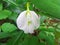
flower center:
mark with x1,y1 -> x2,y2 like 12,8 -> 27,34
28,21 -> 32,25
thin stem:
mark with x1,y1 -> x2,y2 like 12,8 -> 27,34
12,31 -> 24,45
27,2 -> 30,11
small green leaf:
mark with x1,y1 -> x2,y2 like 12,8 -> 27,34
46,34 -> 55,45
1,23 -> 17,32
57,24 -> 60,29
38,31 -> 47,39
8,12 -> 18,22
40,16 -> 47,24
0,10 -> 12,20
39,26 -> 55,32
0,3 -> 2,11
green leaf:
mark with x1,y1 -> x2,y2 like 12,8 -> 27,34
31,0 -> 60,19
55,30 -> 60,38
3,0 -> 18,6
38,31 -> 55,45
40,16 -> 47,24
38,31 -> 47,39
22,35 -> 39,45
46,33 -> 54,45
6,31 -> 24,45
0,28 -> 1,32
0,10 -> 12,20
0,31 -> 21,39
39,42 -> 45,45
0,3 -> 2,11
57,24 -> 60,29
39,26 -> 55,32
45,31 -> 55,45
1,23 -> 17,32
0,32 -> 10,39
8,12 -> 18,22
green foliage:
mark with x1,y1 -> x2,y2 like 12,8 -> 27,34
39,26 -> 55,32
0,3 -> 2,11
6,31 -> 24,45
31,0 -> 60,19
8,12 -> 18,22
0,10 -> 12,20
0,0 -> 60,45
1,23 -> 17,32
38,31 -> 55,45
39,42 -> 45,45
22,36 -> 39,45
0,31 -> 19,39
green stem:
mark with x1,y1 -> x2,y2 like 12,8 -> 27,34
27,2 -> 30,11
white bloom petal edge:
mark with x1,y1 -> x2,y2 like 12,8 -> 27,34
16,11 -> 40,33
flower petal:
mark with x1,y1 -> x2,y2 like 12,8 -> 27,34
16,11 -> 27,30
30,11 -> 40,29
22,22 -> 35,33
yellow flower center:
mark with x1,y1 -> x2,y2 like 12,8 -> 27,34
28,21 -> 32,25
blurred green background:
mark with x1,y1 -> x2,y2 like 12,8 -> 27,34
0,0 -> 60,45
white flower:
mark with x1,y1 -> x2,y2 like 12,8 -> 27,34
16,10 -> 40,33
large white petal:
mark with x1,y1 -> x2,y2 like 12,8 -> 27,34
16,11 -> 27,30
30,11 -> 40,29
28,23 -> 35,33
